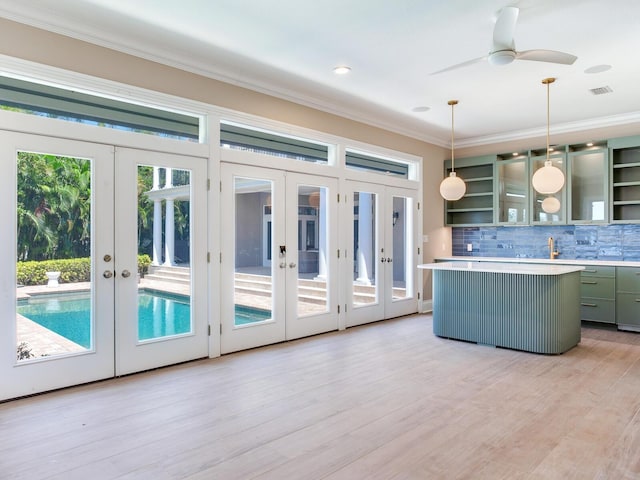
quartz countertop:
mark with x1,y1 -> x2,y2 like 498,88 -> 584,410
419,261 -> 584,275
435,256 -> 640,268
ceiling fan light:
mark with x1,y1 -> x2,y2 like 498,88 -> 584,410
541,196 -> 561,213
488,50 -> 516,66
532,160 -> 565,194
440,172 -> 466,201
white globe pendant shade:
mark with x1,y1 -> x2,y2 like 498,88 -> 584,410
532,160 -> 565,195
541,196 -> 561,214
440,172 -> 466,201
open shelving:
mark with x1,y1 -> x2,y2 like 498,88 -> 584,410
444,157 -> 494,226
610,139 -> 640,222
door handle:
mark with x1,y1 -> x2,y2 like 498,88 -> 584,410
386,257 -> 393,263
289,262 -> 297,268
279,262 -> 286,269
381,258 -> 386,263
121,269 -> 131,278
103,270 -> 113,279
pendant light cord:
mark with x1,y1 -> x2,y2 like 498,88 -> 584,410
543,78 -> 555,164
448,100 -> 458,172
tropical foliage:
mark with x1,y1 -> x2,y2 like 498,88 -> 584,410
16,152 -> 190,264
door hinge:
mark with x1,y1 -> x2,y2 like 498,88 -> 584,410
337,249 -> 340,259
220,324 -> 222,334
418,247 -> 421,255
207,252 -> 210,263
337,304 -> 340,314
208,324 -> 211,336
337,193 -> 340,203
220,252 -> 222,263
417,201 -> 421,210
418,292 -> 421,300
220,181 -> 222,192
207,178 -> 211,190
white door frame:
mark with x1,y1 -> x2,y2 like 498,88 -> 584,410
114,148 -> 209,376
0,132 -> 115,401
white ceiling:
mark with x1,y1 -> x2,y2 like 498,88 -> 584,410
1,0 -> 640,147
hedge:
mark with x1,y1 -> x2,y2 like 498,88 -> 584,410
17,254 -> 152,286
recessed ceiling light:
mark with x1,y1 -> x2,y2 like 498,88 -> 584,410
333,66 -> 351,75
584,64 -> 612,74
512,152 -> 519,156
586,142 -> 594,147
411,106 -> 430,113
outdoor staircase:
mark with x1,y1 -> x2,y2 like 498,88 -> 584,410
145,265 -> 191,285
234,273 -> 379,305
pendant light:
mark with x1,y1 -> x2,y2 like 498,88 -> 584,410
532,78 -> 565,194
439,100 -> 466,201
541,196 -> 561,213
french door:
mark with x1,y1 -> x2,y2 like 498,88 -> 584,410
220,164 -> 338,354
345,181 -> 419,327
0,132 -> 208,400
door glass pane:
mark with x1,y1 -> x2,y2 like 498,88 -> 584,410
532,153 -> 565,223
353,191 -> 377,307
391,196 -> 410,300
297,186 -> 328,317
16,152 -> 93,360
136,166 -> 192,341
497,160 -> 527,223
571,151 -> 607,222
233,177 -> 273,326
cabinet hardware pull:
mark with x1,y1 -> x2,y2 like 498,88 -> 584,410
635,299 -> 640,303
636,272 -> 640,276
581,303 -> 597,307
581,281 -> 597,284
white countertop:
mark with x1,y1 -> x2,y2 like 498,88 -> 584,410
435,256 -> 640,268
419,261 -> 584,275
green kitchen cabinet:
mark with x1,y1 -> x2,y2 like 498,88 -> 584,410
609,135 -> 640,223
496,153 -> 528,225
530,148 -> 567,225
616,266 -> 640,331
444,155 -> 495,226
579,266 -> 615,324
568,144 -> 609,224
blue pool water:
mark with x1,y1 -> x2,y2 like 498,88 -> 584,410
17,291 -> 191,347
17,292 -> 271,347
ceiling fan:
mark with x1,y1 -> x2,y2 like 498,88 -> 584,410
431,6 -> 577,75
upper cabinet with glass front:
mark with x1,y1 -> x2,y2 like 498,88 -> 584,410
568,143 -> 609,224
496,153 -> 528,224
530,147 -> 567,224
609,135 -> 640,223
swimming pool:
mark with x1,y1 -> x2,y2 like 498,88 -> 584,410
17,291 -> 271,347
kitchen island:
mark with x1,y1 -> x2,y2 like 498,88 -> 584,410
419,262 -> 584,354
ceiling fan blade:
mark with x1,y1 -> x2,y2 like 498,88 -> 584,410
430,56 -> 486,75
493,6 -> 519,50
516,49 -> 578,65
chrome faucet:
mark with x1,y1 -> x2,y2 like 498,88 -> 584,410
548,236 -> 559,259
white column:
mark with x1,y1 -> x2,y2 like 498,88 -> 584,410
356,192 -> 374,285
164,199 -> 175,266
152,200 -> 163,266
315,188 -> 327,281
163,168 -> 175,267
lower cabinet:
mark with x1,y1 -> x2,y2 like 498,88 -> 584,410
579,266 -> 616,324
616,267 -> 640,332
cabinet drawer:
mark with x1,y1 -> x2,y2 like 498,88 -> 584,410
616,267 -> 640,293
581,266 -> 616,278
579,277 -> 615,299
580,298 -> 615,324
616,293 -> 640,327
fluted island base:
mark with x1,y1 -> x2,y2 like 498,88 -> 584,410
420,262 -> 583,354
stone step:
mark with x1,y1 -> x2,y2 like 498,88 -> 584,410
144,273 -> 191,285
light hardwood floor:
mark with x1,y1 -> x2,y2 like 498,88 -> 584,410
1,314 -> 640,479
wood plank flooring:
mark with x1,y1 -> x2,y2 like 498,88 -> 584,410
2,315 -> 640,479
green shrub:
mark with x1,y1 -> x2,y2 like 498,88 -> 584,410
16,255 -> 152,285
137,254 -> 152,276
16,258 -> 91,285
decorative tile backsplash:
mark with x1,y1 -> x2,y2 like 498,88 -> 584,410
452,224 -> 640,261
